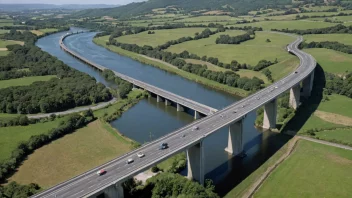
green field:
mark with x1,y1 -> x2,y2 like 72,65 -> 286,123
167,31 -> 295,65
0,51 -> 9,56
254,140 -> 352,198
267,56 -> 299,81
174,15 -> 240,22
229,20 -> 335,30
304,48 -> 352,75
0,118 -> 64,162
0,39 -> 24,48
95,36 -> 249,97
0,75 -> 56,89
8,120 -> 132,188
0,23 -> 14,27
315,128 -> 352,145
116,28 -> 209,47
304,34 -> 352,45
31,28 -> 58,36
298,114 -> 343,133
0,30 -> 9,35
318,94 -> 352,118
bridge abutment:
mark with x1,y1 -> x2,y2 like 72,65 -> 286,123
303,70 -> 315,98
263,98 -> 277,129
187,141 -> 204,185
225,119 -> 243,155
177,103 -> 184,112
289,84 -> 300,109
194,111 -> 200,119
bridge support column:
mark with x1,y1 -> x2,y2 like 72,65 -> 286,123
165,99 -> 171,106
263,98 -> 277,129
91,183 -> 124,198
177,103 -> 184,112
157,95 -> 163,103
187,141 -> 204,185
194,111 -> 200,119
302,70 -> 315,98
132,84 -> 137,89
289,84 -> 300,110
225,119 -> 243,155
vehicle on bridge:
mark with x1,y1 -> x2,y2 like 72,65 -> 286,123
96,169 -> 106,176
127,158 -> 134,164
137,152 -> 145,158
192,126 -> 199,131
159,143 -> 168,150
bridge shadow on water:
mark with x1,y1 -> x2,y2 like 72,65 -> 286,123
207,64 -> 325,196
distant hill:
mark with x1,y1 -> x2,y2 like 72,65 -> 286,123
0,4 -> 120,11
73,0 -> 292,19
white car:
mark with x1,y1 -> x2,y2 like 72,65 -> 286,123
275,86 -> 278,89
192,126 -> 199,131
137,152 -> 145,158
126,158 -> 134,164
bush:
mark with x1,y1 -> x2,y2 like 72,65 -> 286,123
151,166 -> 159,173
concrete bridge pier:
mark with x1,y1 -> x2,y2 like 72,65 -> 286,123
289,84 -> 300,109
90,183 -> 124,198
225,119 -> 243,156
194,111 -> 200,119
177,103 -> 184,112
263,98 -> 277,129
187,141 -> 204,185
157,95 -> 164,103
302,70 -> 315,98
165,99 -> 171,106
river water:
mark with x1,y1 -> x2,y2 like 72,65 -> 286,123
36,28 -> 290,196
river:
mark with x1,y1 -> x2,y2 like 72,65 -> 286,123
36,28 -> 290,196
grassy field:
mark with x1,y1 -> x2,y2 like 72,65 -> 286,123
7,120 -> 132,188
0,30 -> 9,35
0,118 -> 64,162
0,51 -> 9,56
254,140 -> 352,198
304,34 -> 352,45
174,15 -> 240,22
298,114 -> 343,133
167,31 -> 295,66
267,56 -> 299,81
30,28 -> 58,36
304,48 -> 352,75
184,59 -> 269,83
0,39 -> 24,48
95,36 -> 249,97
229,20 -> 335,30
315,128 -> 352,145
116,28 -> 209,47
318,94 -> 352,118
0,75 -> 56,89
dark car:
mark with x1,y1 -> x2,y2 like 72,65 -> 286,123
159,143 -> 168,150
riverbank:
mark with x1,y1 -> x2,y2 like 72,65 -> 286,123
93,36 -> 249,97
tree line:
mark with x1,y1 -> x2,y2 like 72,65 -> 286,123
272,24 -> 352,35
215,33 -> 252,44
0,181 -> 41,198
0,112 -> 94,182
300,41 -> 352,54
102,69 -> 133,99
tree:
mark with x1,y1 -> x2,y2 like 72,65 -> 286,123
266,38 -> 271,42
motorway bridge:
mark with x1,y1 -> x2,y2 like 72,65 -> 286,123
31,32 -> 316,198
59,32 -> 217,119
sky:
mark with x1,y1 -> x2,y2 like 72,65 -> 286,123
0,0 -> 145,5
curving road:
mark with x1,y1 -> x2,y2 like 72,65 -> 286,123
31,33 -> 316,198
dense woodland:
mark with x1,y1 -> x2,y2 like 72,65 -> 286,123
0,44 -> 112,114
325,72 -> 352,98
215,33 -> 252,44
0,182 -> 40,198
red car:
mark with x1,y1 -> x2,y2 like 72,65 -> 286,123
96,169 -> 106,176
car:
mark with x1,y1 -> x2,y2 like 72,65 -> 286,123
137,152 -> 145,158
126,158 -> 134,164
192,126 -> 199,131
159,143 -> 168,150
181,134 -> 186,138
241,105 -> 245,108
232,110 -> 237,114
220,114 -> 224,118
256,97 -> 260,100
275,86 -> 278,89
294,71 -> 298,74
96,169 -> 106,176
